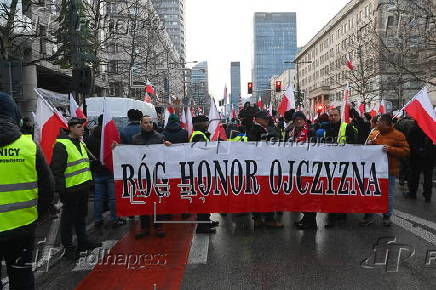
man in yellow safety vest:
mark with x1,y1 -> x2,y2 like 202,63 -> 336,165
190,116 -> 219,233
51,117 -> 101,259
0,92 -> 54,289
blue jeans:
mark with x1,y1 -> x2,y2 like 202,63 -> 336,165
94,172 -> 117,222
384,175 -> 396,218
365,175 -> 395,219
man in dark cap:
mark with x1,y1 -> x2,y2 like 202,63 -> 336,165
51,117 -> 101,259
248,111 -> 284,229
189,115 -> 219,233
0,92 -> 54,289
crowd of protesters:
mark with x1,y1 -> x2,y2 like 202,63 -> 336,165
2,89 -> 435,287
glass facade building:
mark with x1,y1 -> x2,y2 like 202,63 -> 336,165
230,62 -> 241,108
190,61 -> 210,106
152,0 -> 186,61
253,12 -> 297,102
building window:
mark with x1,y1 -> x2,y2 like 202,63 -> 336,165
108,60 -> 118,73
39,25 -> 47,55
386,15 -> 398,28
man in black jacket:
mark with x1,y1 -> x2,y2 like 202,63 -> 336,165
249,111 -> 284,229
0,92 -> 54,289
296,108 -> 357,230
404,120 -> 435,201
163,114 -> 188,144
190,116 -> 220,233
133,115 -> 171,239
51,118 -> 101,259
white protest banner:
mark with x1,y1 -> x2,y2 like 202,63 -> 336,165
113,142 -> 388,216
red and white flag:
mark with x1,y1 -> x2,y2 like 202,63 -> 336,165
346,53 -> 354,70
231,105 -> 237,120
277,84 -> 295,116
180,108 -> 187,129
185,107 -> 193,137
403,87 -> 436,144
69,95 -> 86,119
164,107 -> 175,127
34,94 -> 68,163
257,96 -> 263,109
268,103 -> 273,116
358,101 -> 365,115
378,99 -> 386,114
143,80 -> 154,103
341,83 -> 351,123
208,98 -> 227,141
145,80 -> 155,95
100,98 -> 120,172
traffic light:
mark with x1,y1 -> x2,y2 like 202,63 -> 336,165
275,81 -> 282,93
248,82 -> 253,94
317,105 -> 324,114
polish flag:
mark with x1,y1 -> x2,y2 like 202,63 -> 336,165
341,83 -> 351,123
378,99 -> 386,114
257,96 -> 263,109
145,80 -> 155,95
346,53 -> 354,70
164,107 -> 175,127
185,107 -> 193,137
277,84 -> 296,116
208,98 -> 227,141
34,94 -> 68,163
403,87 -> 436,144
100,98 -> 120,172
369,103 -> 377,117
231,105 -> 237,120
69,95 -> 86,119
359,102 -> 365,115
268,103 -> 273,116
180,108 -> 187,129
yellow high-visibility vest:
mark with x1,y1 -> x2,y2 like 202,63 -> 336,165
337,122 -> 348,145
189,131 -> 209,143
0,135 -> 38,232
228,134 -> 248,142
56,139 -> 92,188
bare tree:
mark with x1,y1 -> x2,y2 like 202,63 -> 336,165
342,19 -> 381,105
375,0 -> 436,106
105,0 -> 182,100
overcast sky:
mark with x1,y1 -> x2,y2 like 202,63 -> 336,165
185,0 -> 350,101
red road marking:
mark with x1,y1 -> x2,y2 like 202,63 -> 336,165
76,217 -> 196,290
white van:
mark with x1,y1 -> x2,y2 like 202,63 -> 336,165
86,97 -> 157,129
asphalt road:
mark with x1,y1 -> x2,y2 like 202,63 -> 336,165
3,180 -> 436,290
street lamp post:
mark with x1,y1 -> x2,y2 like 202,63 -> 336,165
284,60 -> 312,108
157,60 -> 197,106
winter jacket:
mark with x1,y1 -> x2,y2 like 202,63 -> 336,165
406,120 -> 436,161
247,124 -> 280,141
51,135 -> 92,195
0,118 -> 54,239
132,130 -> 166,145
322,121 -> 358,144
120,121 -> 141,145
367,127 -> 410,176
162,121 -> 188,144
352,118 -> 371,145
